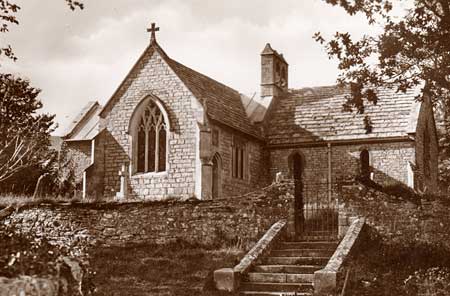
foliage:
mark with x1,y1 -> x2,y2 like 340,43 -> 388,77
315,0 -> 450,110
0,0 -> 83,61
316,0 -> 450,191
0,224 -> 94,295
0,74 -> 55,184
0,226 -> 66,278
404,267 -> 450,295
346,226 -> 450,295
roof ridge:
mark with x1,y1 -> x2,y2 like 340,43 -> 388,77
167,58 -> 241,96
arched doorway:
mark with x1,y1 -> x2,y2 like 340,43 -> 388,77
291,153 -> 305,236
212,153 -> 222,199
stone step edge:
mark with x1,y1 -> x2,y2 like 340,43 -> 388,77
271,248 -> 335,252
254,264 -> 323,268
264,256 -> 330,260
246,272 -> 314,283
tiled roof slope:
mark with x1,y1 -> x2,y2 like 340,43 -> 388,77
64,101 -> 102,141
166,58 -> 261,139
266,85 -> 421,146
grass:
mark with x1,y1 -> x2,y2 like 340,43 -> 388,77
89,240 -> 244,296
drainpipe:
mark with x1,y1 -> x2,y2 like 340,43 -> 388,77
327,142 -> 332,201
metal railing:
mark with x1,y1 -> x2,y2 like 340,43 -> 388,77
295,182 -> 340,238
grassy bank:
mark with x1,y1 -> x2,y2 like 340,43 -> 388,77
346,228 -> 450,296
90,240 -> 243,296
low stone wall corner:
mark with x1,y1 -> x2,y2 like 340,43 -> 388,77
314,217 -> 366,295
214,219 -> 287,292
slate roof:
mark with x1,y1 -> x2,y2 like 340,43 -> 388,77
266,85 -> 421,146
63,101 -> 102,141
166,57 -> 261,138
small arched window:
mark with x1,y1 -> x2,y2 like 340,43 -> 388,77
135,100 -> 167,173
360,149 -> 370,179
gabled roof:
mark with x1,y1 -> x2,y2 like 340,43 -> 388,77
166,58 -> 261,138
63,101 -> 102,141
266,85 -> 421,146
99,41 -> 261,139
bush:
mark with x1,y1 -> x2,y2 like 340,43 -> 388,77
346,227 -> 450,296
0,225 -> 94,295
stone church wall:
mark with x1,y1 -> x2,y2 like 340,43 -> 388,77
99,51 -> 199,200
269,141 -> 416,195
210,123 -> 270,198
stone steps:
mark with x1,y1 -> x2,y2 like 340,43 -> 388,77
295,235 -> 338,242
240,292 -> 312,296
239,282 -> 314,293
277,241 -> 337,250
263,256 -> 329,266
253,265 -> 323,274
247,272 -> 313,283
271,248 -> 334,257
239,239 -> 338,296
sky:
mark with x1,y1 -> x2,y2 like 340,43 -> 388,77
2,0 -> 378,135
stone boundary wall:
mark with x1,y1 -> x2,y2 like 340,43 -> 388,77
2,182 -> 294,248
338,184 -> 450,248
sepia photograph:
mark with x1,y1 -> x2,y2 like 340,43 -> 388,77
0,0 -> 449,295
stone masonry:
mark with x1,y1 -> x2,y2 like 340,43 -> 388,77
98,49 -> 199,200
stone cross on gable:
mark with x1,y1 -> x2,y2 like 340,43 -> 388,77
147,22 -> 160,43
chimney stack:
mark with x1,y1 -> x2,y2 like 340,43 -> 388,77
260,43 -> 288,98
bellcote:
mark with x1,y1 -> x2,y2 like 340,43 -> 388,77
260,43 -> 289,98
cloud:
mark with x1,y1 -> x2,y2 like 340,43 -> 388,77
1,0 -> 375,135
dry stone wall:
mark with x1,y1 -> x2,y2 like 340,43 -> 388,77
338,184 -> 450,247
3,182 -> 294,248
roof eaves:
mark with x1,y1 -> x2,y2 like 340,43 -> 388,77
63,101 -> 99,139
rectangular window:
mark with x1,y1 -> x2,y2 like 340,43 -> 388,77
212,129 -> 219,146
232,136 -> 246,179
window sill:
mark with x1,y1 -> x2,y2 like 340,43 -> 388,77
131,171 -> 168,178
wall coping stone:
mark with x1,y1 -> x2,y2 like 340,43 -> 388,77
314,217 -> 366,295
214,219 -> 287,292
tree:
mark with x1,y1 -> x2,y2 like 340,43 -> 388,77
0,1 -> 83,188
0,74 -> 55,183
315,0 -> 449,111
0,0 -> 83,61
315,0 -> 450,191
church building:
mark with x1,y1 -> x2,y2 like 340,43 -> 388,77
62,23 -> 439,200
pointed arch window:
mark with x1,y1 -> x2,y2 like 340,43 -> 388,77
135,100 -> 167,173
